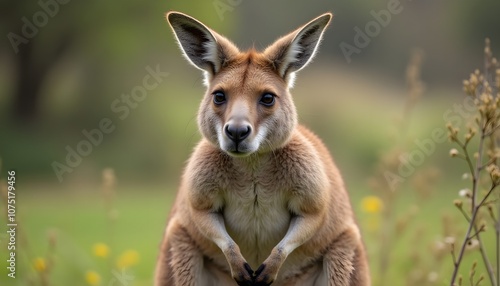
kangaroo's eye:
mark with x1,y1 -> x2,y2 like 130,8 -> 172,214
259,93 -> 276,106
213,91 -> 226,105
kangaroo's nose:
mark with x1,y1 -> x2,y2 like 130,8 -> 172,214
225,124 -> 251,143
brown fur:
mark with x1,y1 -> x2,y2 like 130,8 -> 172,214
155,11 -> 370,286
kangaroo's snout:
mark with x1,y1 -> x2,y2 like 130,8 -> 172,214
217,98 -> 261,156
224,123 -> 251,145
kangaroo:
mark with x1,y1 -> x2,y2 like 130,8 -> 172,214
155,11 -> 370,286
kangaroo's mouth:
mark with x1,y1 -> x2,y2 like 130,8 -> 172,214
227,151 -> 251,157
223,144 -> 254,157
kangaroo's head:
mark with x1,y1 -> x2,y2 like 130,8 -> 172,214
167,12 -> 332,157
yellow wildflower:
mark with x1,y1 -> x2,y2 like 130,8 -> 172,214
93,243 -> 110,258
33,257 -> 46,272
361,196 -> 383,214
85,271 -> 101,286
116,250 -> 140,269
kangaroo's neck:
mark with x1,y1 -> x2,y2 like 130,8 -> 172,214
227,150 -> 273,173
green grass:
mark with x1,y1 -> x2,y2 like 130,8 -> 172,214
0,179 -> 496,286
0,186 -> 175,286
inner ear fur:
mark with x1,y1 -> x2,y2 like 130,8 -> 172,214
166,11 -> 240,75
167,11 -> 332,87
264,13 -> 332,85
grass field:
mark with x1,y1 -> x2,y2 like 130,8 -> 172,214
0,177 -> 496,286
1,185 -> 174,286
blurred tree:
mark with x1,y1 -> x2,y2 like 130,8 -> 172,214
0,0 -> 227,125
1,1 -> 75,123
454,0 -> 500,49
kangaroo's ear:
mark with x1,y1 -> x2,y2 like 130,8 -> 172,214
264,13 -> 332,87
166,12 -> 239,81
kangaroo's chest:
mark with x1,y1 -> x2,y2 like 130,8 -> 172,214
223,182 -> 290,267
